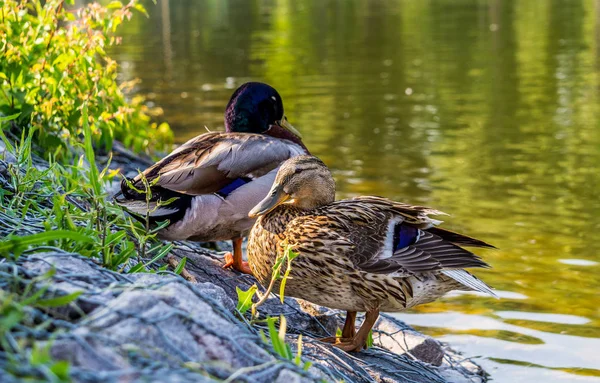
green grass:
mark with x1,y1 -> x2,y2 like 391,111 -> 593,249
0,111 -> 171,272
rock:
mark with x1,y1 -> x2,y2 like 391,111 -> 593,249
9,247 -> 488,383
373,315 -> 445,366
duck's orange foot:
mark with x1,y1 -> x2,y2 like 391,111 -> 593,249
318,336 -> 353,344
222,252 -> 253,275
331,339 -> 365,352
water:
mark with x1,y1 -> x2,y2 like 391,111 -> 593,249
109,1 -> 600,381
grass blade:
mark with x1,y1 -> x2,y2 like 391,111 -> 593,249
82,104 -> 101,197
0,230 -> 95,256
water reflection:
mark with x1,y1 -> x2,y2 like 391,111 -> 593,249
395,312 -> 600,381
109,0 -> 600,381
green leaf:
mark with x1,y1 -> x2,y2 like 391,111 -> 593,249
279,247 -> 298,303
149,219 -> 171,234
105,231 -> 127,248
106,1 -> 123,9
21,285 -> 50,306
0,230 -> 95,256
30,343 -> 51,365
0,112 -> 20,124
0,127 -> 16,156
236,285 -> 257,314
127,243 -> 173,274
36,291 -> 83,308
267,317 -> 286,358
50,360 -> 70,380
82,105 -> 101,197
366,329 -> 374,348
287,248 -> 300,261
279,315 -> 293,360
145,243 -> 173,264
122,176 -> 144,194
279,270 -> 289,303
174,257 -> 187,275
128,262 -> 145,273
0,309 -> 24,332
294,334 -> 303,366
133,3 -> 149,18
158,196 -> 179,207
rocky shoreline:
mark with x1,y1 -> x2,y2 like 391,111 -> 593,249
0,141 -> 488,383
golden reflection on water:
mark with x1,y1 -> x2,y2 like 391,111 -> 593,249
109,0 -> 600,381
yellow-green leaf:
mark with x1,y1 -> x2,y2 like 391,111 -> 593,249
236,285 -> 257,314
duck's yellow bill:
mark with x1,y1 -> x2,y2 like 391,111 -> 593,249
249,186 -> 290,218
277,116 -> 302,138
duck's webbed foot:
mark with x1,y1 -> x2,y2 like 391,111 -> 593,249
222,252 -> 253,274
318,311 -> 358,344
331,310 -> 379,353
221,238 -> 253,275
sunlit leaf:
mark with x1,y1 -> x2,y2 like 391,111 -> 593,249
36,291 -> 83,307
174,256 -> 187,275
236,285 -> 257,314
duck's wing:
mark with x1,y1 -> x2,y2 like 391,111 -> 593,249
290,196 -> 496,296
129,132 -> 306,195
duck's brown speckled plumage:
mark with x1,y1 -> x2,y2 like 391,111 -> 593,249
249,196 -> 493,312
247,156 -> 496,351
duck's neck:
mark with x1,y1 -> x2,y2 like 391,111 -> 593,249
259,205 -> 307,234
263,125 -> 309,153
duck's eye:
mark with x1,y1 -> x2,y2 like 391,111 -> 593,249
271,96 -> 277,102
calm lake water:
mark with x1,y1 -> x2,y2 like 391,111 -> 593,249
109,1 -> 600,381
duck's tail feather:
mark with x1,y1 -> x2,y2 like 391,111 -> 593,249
427,227 -> 496,249
442,269 -> 498,298
114,178 -> 191,224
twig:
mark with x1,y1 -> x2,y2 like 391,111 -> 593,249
167,255 -> 197,283
223,360 -> 277,383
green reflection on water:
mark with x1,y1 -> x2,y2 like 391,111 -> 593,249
109,0 -> 600,380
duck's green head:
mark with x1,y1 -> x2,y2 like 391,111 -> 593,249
225,82 -> 302,140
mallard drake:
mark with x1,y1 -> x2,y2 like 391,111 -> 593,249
247,155 -> 496,352
115,82 -> 308,274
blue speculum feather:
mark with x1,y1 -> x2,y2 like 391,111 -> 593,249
393,224 -> 419,250
217,177 -> 251,197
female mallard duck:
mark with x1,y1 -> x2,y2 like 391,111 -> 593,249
247,156 -> 496,352
115,82 -> 308,274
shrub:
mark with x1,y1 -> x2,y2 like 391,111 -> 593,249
0,0 -> 173,158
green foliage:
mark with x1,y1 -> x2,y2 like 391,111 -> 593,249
235,244 -> 299,318
0,0 -> 173,157
122,172 -> 175,272
0,230 -> 94,257
265,316 -> 312,371
173,256 -> 187,275
0,269 -> 74,382
0,114 -> 172,273
36,291 -> 82,308
30,343 -> 71,381
277,246 -> 299,303
236,285 -> 258,315
235,247 -> 311,370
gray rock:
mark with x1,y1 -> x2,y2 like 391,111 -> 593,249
373,314 -> 445,366
9,247 -> 489,383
